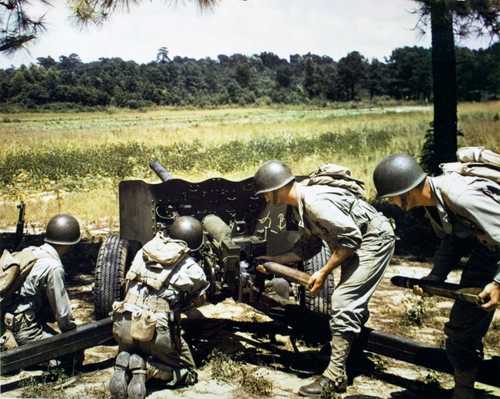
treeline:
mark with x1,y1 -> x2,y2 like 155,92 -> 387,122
1,44 -> 499,109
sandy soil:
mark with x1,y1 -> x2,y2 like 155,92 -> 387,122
1,256 -> 499,399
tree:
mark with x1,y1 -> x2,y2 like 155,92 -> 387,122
387,46 -> 432,100
337,51 -> 368,101
366,59 -> 390,99
1,0 -> 216,54
414,0 -> 499,174
156,47 -> 171,64
0,0 -> 47,53
37,56 -> 57,69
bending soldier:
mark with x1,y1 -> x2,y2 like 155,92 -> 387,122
373,153 -> 500,399
2,214 -> 79,348
254,160 -> 395,397
110,216 -> 209,399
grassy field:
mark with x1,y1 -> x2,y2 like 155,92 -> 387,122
1,102 -> 499,230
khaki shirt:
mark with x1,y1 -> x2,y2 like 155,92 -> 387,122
11,244 -> 75,331
126,250 -> 209,309
428,173 -> 500,283
292,184 -> 380,258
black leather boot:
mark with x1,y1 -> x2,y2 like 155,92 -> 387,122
109,351 -> 130,399
128,354 -> 147,399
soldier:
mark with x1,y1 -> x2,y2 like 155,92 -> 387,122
110,216 -> 209,399
254,160 -> 395,397
3,214 -> 80,347
373,153 -> 500,399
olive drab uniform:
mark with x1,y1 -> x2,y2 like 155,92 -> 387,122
426,172 -> 500,373
3,243 -> 76,346
292,181 -> 395,383
112,233 -> 209,386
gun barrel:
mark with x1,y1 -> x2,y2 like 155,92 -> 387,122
149,160 -> 172,182
202,214 -> 231,242
262,262 -> 311,286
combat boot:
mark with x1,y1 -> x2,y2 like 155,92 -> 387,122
109,351 -> 130,399
452,369 -> 477,399
145,358 -> 173,382
320,334 -> 352,391
128,354 -> 147,399
298,375 -> 345,397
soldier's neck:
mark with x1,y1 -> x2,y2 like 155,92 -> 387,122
285,183 -> 301,207
417,178 -> 437,207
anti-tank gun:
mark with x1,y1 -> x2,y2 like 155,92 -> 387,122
2,160 -> 499,387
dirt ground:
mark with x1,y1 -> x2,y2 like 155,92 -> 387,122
1,256 -> 499,399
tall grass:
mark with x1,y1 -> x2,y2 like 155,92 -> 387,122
1,102 -> 498,228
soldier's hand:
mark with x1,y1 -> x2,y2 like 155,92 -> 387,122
308,271 -> 326,297
256,264 -> 271,275
413,274 -> 440,297
413,285 -> 424,296
479,281 -> 500,312
412,285 -> 431,297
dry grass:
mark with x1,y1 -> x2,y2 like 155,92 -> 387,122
0,101 -> 498,229
208,350 -> 273,397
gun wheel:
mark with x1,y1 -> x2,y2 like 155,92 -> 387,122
302,245 -> 334,314
94,235 -> 136,319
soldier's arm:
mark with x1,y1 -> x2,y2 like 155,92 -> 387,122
308,246 -> 354,295
290,235 -> 323,262
46,267 -> 76,332
429,236 -> 471,281
310,198 -> 363,251
453,186 -> 500,283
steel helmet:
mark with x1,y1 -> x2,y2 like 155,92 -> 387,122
44,214 -> 81,245
169,216 -> 204,251
373,153 -> 427,198
254,160 -> 295,195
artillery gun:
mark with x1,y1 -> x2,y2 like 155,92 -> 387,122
93,161 -> 334,319
1,162 -> 498,389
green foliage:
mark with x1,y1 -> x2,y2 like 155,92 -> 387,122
402,295 -> 428,327
419,122 -> 440,175
1,44 -> 498,109
0,128 -> 393,191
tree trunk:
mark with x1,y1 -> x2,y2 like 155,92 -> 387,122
430,1 -> 457,173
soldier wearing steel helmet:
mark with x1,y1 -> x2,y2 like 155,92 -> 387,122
373,153 -> 500,399
254,160 -> 395,397
2,214 -> 80,346
110,216 -> 209,399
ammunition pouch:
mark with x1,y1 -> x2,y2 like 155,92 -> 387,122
112,298 -> 177,345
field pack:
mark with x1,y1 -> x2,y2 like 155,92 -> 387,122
303,163 -> 366,199
0,248 -> 38,305
440,146 -> 500,184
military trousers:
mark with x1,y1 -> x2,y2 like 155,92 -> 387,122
444,241 -> 497,373
7,310 -> 53,346
329,215 -> 395,336
113,316 -> 196,385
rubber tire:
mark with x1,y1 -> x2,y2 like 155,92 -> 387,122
302,245 -> 334,315
94,235 -> 130,320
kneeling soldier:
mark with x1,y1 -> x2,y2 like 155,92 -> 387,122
254,160 -> 395,397
110,216 -> 209,399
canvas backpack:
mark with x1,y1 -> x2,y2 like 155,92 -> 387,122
303,163 -> 366,199
0,248 -> 38,306
440,146 -> 500,184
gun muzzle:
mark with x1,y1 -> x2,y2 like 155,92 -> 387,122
149,160 -> 172,182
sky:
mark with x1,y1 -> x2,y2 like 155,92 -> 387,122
0,0 -> 495,68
